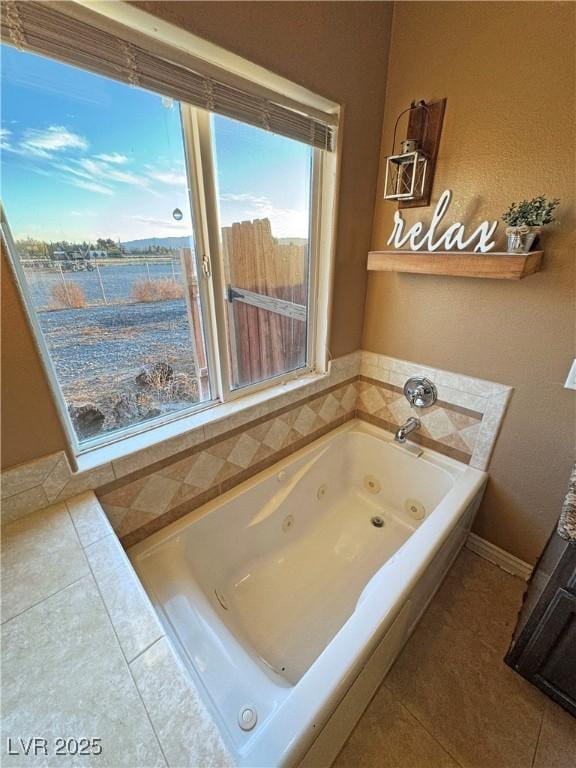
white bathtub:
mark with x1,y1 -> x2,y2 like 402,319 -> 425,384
130,419 -> 487,767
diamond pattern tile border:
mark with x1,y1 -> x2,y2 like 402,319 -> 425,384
98,374 -> 486,548
99,381 -> 358,545
356,377 -> 482,464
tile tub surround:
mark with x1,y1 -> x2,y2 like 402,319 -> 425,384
0,352 -> 361,527
0,491 -> 233,768
359,351 -> 513,470
98,354 -> 511,547
99,378 -> 359,546
357,378 -> 482,465
0,350 -> 511,542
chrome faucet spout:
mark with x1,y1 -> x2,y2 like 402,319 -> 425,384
394,416 -> 421,444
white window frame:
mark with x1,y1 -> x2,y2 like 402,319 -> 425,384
0,14 -> 339,460
185,106 -> 328,404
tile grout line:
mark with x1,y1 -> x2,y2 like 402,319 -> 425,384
382,566 -> 545,768
381,680 -> 466,768
72,525 -> 115,552
0,454 -> 64,502
64,497 -> 114,551
83,549 -> 170,768
80,530 -> 114,550
127,634 -> 165,667
331,668 -> 465,768
1,478 -> 44,502
66,503 -> 169,765
1,572 -> 90,627
394,687 -> 466,768
2,505 -> 91,625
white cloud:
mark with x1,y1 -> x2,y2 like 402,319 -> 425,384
0,128 -> 11,150
71,179 -> 114,196
220,193 -> 269,204
21,125 -> 88,155
3,125 -> 88,159
77,158 -> 149,187
77,158 -> 109,176
108,168 -> 149,186
95,152 -> 128,164
129,214 -> 189,233
58,163 -> 93,180
147,170 -> 187,186
26,165 -> 54,178
6,125 -> 179,199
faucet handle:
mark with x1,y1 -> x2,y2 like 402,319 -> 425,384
403,377 -> 437,408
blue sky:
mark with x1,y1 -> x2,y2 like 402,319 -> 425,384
1,44 -> 311,243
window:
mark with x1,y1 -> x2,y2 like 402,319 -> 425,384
211,115 -> 313,389
0,13 -> 336,454
1,45 -> 211,446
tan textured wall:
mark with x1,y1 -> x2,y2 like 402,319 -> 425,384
1,249 -> 69,468
1,1 -> 393,470
365,2 -> 576,563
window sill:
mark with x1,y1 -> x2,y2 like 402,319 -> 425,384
74,370 -> 330,476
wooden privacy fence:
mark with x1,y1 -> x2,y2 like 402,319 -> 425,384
222,218 -> 308,388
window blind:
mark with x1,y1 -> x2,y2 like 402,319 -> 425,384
1,1 -> 337,151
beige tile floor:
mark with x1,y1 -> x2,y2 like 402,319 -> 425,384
334,549 -> 576,768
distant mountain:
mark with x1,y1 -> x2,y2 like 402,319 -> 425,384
121,236 -> 192,251
121,234 -> 306,252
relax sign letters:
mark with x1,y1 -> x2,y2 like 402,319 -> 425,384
387,189 -> 498,253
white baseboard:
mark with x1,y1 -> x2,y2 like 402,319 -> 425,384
466,533 -> 533,581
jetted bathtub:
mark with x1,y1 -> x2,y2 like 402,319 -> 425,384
130,419 -> 487,767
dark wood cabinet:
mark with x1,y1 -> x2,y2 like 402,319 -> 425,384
505,530 -> 576,717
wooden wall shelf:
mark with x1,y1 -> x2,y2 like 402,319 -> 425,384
367,250 -> 543,280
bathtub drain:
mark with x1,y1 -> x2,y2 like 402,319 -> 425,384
371,516 -> 385,528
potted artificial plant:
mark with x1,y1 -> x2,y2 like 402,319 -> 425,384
502,195 -> 560,253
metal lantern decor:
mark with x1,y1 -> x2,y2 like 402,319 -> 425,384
383,102 -> 429,202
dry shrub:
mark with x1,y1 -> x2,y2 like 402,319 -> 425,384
50,282 -> 86,309
132,279 -> 184,302
156,279 -> 184,300
131,280 -> 156,303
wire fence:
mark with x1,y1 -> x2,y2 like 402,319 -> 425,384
23,259 -> 185,311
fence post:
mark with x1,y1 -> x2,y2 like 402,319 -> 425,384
58,263 -> 72,307
180,248 -> 209,400
95,262 -> 108,305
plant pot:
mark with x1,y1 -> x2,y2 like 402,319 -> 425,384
506,226 -> 541,254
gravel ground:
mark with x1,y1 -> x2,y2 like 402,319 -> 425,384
38,298 -> 199,400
